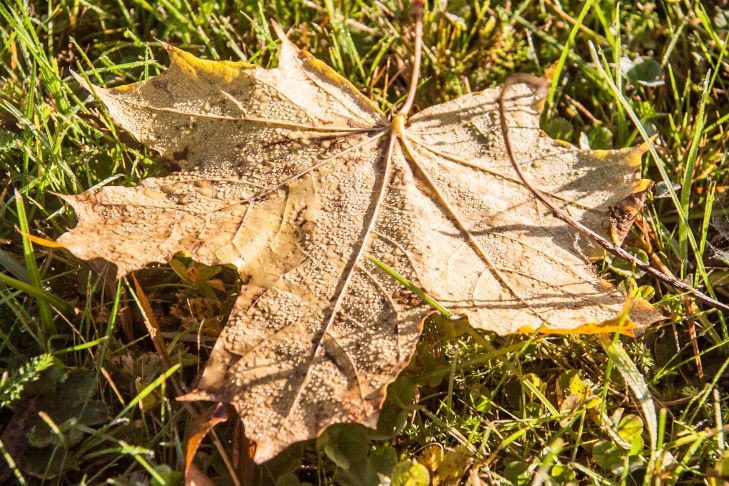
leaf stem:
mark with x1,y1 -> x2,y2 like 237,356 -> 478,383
397,0 -> 424,117
498,76 -> 729,314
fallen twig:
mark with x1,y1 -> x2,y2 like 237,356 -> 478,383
498,74 -> 729,314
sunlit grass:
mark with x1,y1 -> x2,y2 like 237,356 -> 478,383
1,0 -> 727,484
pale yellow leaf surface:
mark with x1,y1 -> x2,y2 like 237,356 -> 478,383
59,27 -> 662,462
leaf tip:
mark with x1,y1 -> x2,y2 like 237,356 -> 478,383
626,296 -> 664,330
69,69 -> 87,89
515,296 -> 663,337
624,143 -> 650,168
177,389 -> 218,402
69,69 -> 111,98
53,191 -> 82,211
162,42 -> 188,65
271,19 -> 287,41
632,178 -> 654,193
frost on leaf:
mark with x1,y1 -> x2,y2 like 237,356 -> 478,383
59,27 -> 663,462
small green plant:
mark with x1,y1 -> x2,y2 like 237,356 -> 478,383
0,353 -> 55,408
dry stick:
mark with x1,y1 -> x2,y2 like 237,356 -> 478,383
497,75 -> 729,314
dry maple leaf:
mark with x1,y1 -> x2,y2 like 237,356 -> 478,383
59,21 -> 663,462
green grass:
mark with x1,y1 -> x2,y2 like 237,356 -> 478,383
1,0 -> 728,484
